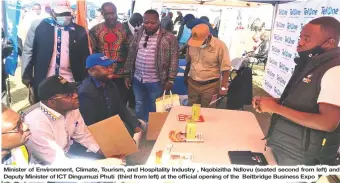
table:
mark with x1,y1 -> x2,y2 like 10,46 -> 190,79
146,106 -> 277,165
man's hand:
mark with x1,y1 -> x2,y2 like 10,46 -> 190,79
94,157 -> 126,166
163,81 -> 173,91
218,87 -> 228,96
252,97 -> 280,113
124,78 -> 131,89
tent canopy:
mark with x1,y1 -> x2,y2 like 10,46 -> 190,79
159,0 -> 267,7
155,0 -> 296,7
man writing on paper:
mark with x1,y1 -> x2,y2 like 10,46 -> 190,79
253,17 -> 340,165
24,76 -> 123,165
184,24 -> 231,108
78,54 -> 143,141
2,104 -> 31,165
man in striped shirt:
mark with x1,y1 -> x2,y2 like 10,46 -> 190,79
124,10 -> 179,122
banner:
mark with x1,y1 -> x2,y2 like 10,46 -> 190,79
3,0 -> 22,76
263,0 -> 340,98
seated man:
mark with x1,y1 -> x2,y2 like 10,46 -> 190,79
2,104 -> 31,165
24,75 -> 120,165
243,32 -> 270,68
2,103 -> 124,166
78,54 -> 143,141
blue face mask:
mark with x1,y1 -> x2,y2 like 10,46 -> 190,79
55,16 -> 72,27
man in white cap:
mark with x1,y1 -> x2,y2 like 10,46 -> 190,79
22,1 -> 90,104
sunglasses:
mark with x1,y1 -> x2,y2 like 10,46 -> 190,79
143,36 -> 149,48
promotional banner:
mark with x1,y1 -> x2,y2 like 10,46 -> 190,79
3,0 -> 22,76
263,0 -> 340,98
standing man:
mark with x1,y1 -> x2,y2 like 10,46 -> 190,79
123,13 -> 143,109
253,17 -> 340,165
184,24 -> 231,108
124,9 -> 178,122
161,12 -> 174,32
21,2 -> 90,104
174,11 -> 183,25
89,2 -> 130,106
2,104 -> 31,165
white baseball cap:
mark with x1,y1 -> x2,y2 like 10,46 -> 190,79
52,5 -> 72,14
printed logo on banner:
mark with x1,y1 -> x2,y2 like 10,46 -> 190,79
321,7 -> 339,15
276,22 -> 286,29
290,8 -> 301,16
276,74 -> 287,86
264,80 -> 273,91
271,46 -> 281,54
273,34 -> 283,42
266,69 -> 276,79
279,62 -> 290,74
287,22 -> 299,32
282,49 -> 293,59
304,8 -> 318,16
269,57 -> 278,67
284,36 -> 296,45
279,9 -> 288,16
274,86 -> 283,97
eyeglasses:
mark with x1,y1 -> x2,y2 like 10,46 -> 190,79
2,118 -> 24,135
143,36 -> 149,48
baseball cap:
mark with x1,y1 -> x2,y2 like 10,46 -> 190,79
86,53 -> 117,69
51,1 -> 72,14
38,76 -> 77,101
188,24 -> 210,47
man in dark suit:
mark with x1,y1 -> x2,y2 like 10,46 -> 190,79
78,53 -> 144,142
21,4 -> 90,104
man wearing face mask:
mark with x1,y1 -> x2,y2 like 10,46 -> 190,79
252,17 -> 340,165
21,3 -> 90,104
89,2 -> 130,106
184,24 -> 231,108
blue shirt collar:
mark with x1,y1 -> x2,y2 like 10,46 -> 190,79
90,76 -> 103,88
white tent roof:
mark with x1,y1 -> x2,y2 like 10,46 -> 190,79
153,0 -> 269,7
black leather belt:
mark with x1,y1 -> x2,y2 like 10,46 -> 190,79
192,78 -> 219,85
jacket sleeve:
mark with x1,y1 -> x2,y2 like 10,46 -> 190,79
167,34 -> 179,82
78,89 -> 97,126
88,26 -> 98,53
79,28 -> 90,80
124,33 -> 137,79
255,41 -> 269,58
177,25 -> 184,41
21,20 -> 40,81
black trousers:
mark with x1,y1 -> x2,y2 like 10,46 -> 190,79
272,148 -> 339,166
67,141 -> 105,160
112,78 -> 135,108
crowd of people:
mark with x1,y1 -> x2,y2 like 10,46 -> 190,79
1,1 -> 340,167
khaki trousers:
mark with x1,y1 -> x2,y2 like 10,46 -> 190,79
187,78 -> 220,108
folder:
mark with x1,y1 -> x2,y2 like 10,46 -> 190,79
88,115 -> 139,157
146,112 -> 169,140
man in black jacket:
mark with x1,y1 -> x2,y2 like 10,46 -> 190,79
21,4 -> 90,104
78,53 -> 143,140
253,17 -> 340,165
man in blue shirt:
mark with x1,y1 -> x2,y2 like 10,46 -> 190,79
78,53 -> 143,137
